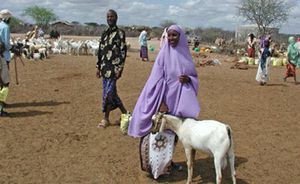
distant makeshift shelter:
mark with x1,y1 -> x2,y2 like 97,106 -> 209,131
50,21 -> 74,35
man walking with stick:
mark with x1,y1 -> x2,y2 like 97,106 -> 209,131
0,9 -> 12,116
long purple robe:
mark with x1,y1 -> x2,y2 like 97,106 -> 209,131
128,25 -> 200,138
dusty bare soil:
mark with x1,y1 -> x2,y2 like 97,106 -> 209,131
0,36 -> 300,184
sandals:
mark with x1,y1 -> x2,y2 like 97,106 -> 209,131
283,78 -> 287,82
97,119 -> 110,128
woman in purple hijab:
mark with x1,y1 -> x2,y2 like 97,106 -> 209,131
128,25 -> 200,138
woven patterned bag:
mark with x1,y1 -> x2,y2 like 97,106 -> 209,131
140,130 -> 175,179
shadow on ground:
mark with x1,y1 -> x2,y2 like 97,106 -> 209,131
5,101 -> 70,108
154,156 -> 249,184
5,110 -> 53,118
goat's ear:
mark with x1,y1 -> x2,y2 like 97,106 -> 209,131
151,113 -> 157,122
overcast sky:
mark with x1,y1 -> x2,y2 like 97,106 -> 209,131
1,0 -> 300,34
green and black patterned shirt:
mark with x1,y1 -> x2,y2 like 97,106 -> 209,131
97,26 -> 127,79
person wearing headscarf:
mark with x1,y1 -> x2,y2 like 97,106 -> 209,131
256,38 -> 272,86
96,9 -> 129,128
138,29 -> 149,61
258,34 -> 272,57
283,36 -> 300,84
0,9 -> 12,116
128,24 -> 200,137
128,25 -> 200,175
247,33 -> 256,58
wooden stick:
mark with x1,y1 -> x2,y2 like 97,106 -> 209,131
18,55 -> 25,66
14,57 -> 19,85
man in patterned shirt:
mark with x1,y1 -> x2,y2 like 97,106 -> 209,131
96,9 -> 128,128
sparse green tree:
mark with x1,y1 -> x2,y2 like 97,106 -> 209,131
23,5 -> 58,29
9,17 -> 23,31
160,20 -> 176,28
238,0 -> 291,35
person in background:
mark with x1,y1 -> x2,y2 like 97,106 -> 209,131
0,9 -> 12,116
259,35 -> 272,52
54,30 -> 60,39
128,24 -> 201,175
138,28 -> 149,61
38,27 -> 44,38
193,36 -> 200,50
256,38 -> 272,86
296,37 -> 300,51
159,27 -> 167,49
247,33 -> 256,58
283,36 -> 300,84
50,30 -> 60,39
96,9 -> 130,128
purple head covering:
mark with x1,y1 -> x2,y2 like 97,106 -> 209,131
263,39 -> 270,48
128,24 -> 201,138
260,35 -> 271,49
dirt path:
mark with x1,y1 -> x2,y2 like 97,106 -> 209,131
0,37 -> 300,184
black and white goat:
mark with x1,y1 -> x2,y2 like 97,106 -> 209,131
152,113 -> 236,184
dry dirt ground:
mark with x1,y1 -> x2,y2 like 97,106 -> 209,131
0,36 -> 300,184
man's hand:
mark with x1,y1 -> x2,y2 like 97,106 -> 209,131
96,70 -> 101,78
179,75 -> 190,84
115,71 -> 122,80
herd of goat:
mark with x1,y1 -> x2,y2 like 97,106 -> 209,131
10,37 -> 104,60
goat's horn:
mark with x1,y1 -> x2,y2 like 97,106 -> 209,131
159,116 -> 166,132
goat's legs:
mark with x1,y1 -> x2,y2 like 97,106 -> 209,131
191,148 -> 196,172
228,148 -> 236,184
184,148 -> 193,184
190,149 -> 196,183
214,156 -> 222,184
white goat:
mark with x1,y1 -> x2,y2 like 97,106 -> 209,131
152,113 -> 236,184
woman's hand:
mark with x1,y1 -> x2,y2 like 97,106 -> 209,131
159,102 -> 169,113
179,75 -> 190,83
